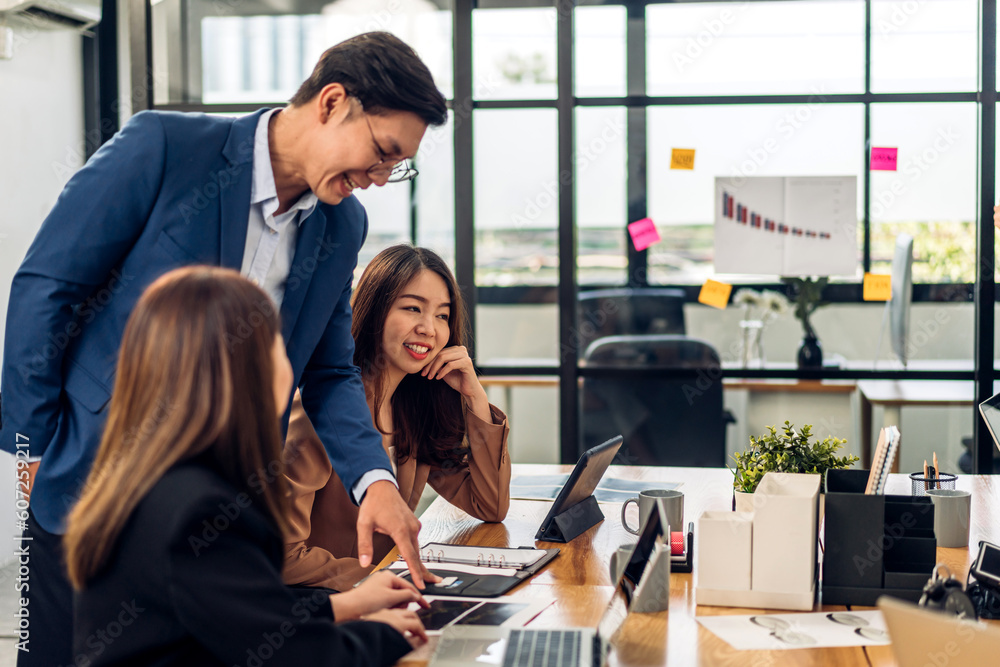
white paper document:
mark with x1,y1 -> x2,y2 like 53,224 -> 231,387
388,561 -> 518,577
714,176 -> 858,276
509,475 -> 681,503
697,610 -> 890,650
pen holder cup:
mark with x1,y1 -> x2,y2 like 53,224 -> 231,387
909,472 -> 957,496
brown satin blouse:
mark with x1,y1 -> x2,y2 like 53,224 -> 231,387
281,393 -> 511,591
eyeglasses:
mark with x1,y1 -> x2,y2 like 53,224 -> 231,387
364,114 -> 418,183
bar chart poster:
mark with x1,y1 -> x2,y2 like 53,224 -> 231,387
714,176 -> 858,276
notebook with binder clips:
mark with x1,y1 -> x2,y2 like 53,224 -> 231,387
388,542 -> 560,597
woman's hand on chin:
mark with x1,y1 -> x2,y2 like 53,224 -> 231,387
422,346 -> 483,397
421,346 -> 491,420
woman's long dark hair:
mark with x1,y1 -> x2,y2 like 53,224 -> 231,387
65,266 -> 291,588
351,245 -> 469,468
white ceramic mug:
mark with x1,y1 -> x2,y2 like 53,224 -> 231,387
608,544 -> 633,584
926,489 -> 972,548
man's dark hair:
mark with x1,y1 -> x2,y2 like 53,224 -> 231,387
290,31 -> 447,127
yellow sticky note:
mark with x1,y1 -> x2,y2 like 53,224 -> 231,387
670,148 -> 696,170
698,279 -> 733,309
863,273 -> 892,301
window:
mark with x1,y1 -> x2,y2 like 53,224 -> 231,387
646,1 -> 865,96
871,0 -> 977,94
576,106 -> 628,285
575,5 -> 626,98
474,108 -> 559,287
140,0 -> 997,469
646,104 -> 864,283
473,7 -> 557,101
868,103 -> 977,282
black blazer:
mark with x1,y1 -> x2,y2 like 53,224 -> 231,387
72,463 -> 412,666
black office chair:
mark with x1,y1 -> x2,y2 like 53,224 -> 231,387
957,435 -> 1000,473
576,288 -> 686,359
580,335 -> 730,467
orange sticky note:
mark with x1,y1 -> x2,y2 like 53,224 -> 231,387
698,279 -> 733,309
670,148 -> 696,170
628,218 -> 661,252
863,273 -> 892,301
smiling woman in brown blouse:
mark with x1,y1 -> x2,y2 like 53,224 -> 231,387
283,245 -> 511,591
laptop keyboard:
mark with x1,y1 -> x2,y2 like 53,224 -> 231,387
502,629 -> 582,667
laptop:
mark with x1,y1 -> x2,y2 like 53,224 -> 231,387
978,390 -> 1000,453
427,579 -> 627,667
878,596 -> 1000,666
427,491 -> 668,667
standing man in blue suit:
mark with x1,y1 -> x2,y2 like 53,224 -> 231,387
1,31 -> 447,666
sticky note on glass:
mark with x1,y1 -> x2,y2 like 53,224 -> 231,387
871,147 -> 898,171
698,279 -> 733,309
670,148 -> 696,170
628,218 -> 661,251
863,273 -> 892,301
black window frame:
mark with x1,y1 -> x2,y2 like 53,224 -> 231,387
114,0 -> 997,471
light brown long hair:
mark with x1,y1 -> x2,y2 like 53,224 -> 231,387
64,266 -> 291,589
351,245 -> 468,468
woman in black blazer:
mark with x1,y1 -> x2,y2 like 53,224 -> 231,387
63,266 -> 426,666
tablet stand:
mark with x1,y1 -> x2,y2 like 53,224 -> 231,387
538,495 -> 604,543
630,544 -> 671,613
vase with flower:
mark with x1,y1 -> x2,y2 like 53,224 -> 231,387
732,289 -> 790,368
782,276 -> 828,369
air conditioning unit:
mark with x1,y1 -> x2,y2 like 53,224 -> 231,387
0,0 -> 100,31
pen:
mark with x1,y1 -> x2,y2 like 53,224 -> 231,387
923,460 -> 929,492
933,452 -> 939,490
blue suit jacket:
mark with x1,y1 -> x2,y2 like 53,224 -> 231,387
0,109 -> 392,533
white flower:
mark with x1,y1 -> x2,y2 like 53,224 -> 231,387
760,290 -> 790,322
733,289 -> 762,309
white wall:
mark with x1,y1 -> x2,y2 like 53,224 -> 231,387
0,27 -> 84,563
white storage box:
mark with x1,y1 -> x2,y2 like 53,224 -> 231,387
697,511 -> 752,592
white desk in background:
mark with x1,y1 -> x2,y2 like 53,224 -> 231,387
480,359 -> 993,472
856,379 -> 995,472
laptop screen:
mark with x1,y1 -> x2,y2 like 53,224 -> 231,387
594,582 -> 630,649
978,390 -> 1000,454
620,499 -> 667,604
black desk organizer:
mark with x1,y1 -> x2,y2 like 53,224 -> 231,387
823,468 -> 936,606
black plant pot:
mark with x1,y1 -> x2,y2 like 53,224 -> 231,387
798,334 -> 823,368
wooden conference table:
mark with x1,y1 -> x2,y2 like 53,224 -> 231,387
390,464 -> 1000,667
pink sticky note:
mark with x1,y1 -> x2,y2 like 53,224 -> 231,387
628,218 -> 661,252
871,147 -> 898,171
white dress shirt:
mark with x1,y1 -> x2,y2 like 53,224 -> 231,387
245,108 -> 396,503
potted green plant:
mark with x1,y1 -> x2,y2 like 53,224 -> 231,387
782,276 -> 828,368
732,422 -> 858,512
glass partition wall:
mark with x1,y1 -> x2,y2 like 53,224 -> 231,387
130,0 -> 997,471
